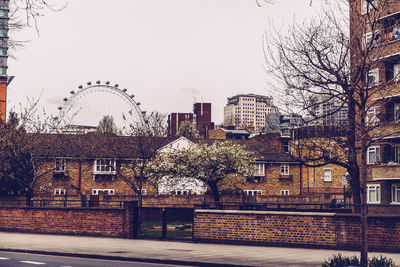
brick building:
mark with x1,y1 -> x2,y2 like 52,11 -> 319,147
167,102 -> 214,138
350,0 -> 400,206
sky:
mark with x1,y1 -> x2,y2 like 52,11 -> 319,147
6,0 -> 319,126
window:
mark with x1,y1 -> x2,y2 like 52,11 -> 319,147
395,103 -> 400,120
367,184 -> 380,204
394,64 -> 400,81
366,68 -> 379,87
280,190 -> 289,196
0,48 -> 6,56
0,29 -> 8,37
244,190 -> 262,196
361,0 -> 377,15
280,164 -> 289,175
367,146 -> 380,164
176,190 -> 189,195
55,158 -> 66,173
323,169 -> 332,182
0,10 -> 8,18
366,106 -> 379,125
0,66 -> 6,75
93,159 -> 116,174
283,140 -> 289,153
92,189 -> 115,195
141,189 -> 147,195
392,184 -> 400,204
54,188 -> 66,195
253,163 -> 265,176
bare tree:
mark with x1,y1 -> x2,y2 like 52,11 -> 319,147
114,112 -> 170,207
264,0 -> 399,264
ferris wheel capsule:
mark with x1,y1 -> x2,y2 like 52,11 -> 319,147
87,82 -> 91,86
96,80 -> 101,84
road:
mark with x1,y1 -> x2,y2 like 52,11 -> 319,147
0,251 -> 189,267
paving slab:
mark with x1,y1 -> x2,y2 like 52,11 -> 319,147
0,232 -> 399,266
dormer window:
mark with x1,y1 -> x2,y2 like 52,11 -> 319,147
55,158 -> 66,173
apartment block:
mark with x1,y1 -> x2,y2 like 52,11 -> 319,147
223,94 -> 278,133
0,0 -> 8,121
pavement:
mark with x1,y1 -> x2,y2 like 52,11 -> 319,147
0,232 -> 399,267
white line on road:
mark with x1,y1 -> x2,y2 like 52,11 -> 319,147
0,257 -> 10,260
19,261 -> 46,265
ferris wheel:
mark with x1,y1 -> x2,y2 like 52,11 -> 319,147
57,81 -> 146,132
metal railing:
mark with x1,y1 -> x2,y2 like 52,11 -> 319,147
0,199 -> 127,209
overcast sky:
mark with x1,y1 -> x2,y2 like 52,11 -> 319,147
7,0 -> 319,126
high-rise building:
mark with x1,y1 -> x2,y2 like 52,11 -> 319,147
223,94 -> 278,133
0,0 -> 8,121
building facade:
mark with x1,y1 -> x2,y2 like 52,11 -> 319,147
223,94 -> 278,133
350,0 -> 400,206
0,0 -> 8,121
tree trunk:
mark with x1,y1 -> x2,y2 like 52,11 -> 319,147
360,122 -> 368,266
347,97 -> 361,212
25,188 -> 33,206
208,181 -> 221,209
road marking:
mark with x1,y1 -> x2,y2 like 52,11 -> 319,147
19,261 -> 46,265
0,257 -> 10,260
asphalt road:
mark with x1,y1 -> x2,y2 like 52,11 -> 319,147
0,251 -> 190,267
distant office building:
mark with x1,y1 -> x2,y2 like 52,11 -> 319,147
307,96 -> 348,126
279,113 -> 303,138
223,94 -> 278,133
167,102 -> 214,138
0,0 -> 9,121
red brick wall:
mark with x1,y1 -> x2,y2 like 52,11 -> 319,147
0,202 -> 137,238
193,210 -> 400,252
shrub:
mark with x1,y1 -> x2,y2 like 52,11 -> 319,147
322,254 -> 360,267
322,254 -> 397,267
369,255 -> 396,267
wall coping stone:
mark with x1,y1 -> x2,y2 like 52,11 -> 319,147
0,206 -> 125,211
195,209 -> 336,216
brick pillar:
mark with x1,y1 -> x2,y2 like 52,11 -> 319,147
124,201 -> 138,238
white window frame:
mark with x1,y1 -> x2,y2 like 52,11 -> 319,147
92,189 -> 115,195
366,106 -> 379,125
391,184 -> 400,204
54,158 -> 66,173
54,188 -> 66,195
395,103 -> 400,120
323,169 -> 332,182
361,0 -> 377,15
280,190 -> 289,196
141,189 -> 147,195
244,190 -> 262,196
93,159 -> 116,175
366,68 -> 379,87
253,163 -> 265,176
367,184 -> 381,204
280,164 -> 290,175
367,146 -> 380,164
393,63 -> 400,81
176,190 -> 189,196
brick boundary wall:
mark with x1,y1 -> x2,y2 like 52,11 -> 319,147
193,210 -> 400,252
0,201 -> 137,238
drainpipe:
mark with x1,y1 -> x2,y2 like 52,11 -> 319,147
299,163 -> 303,195
78,160 -> 82,192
